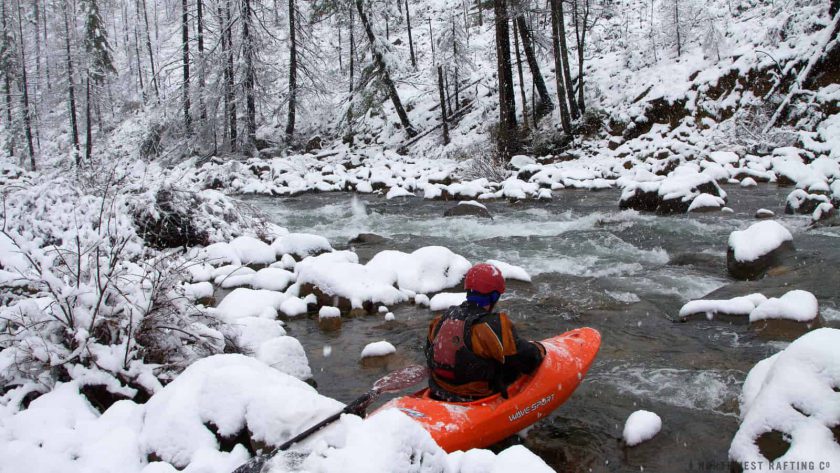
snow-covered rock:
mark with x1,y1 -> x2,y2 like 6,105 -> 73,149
141,355 -> 337,467
785,189 -> 831,215
679,293 -> 768,321
250,267 -> 295,291
228,236 -> 276,266
256,337 -> 313,380
360,341 -> 396,358
366,247 -> 471,295
623,410 -> 662,447
755,209 -> 775,219
740,177 -> 758,187
183,282 -> 214,303
297,251 -> 408,309
730,329 -> 840,470
444,200 -> 492,219
812,202 -> 835,222
688,193 -> 726,212
726,221 -> 794,280
271,233 -> 333,259
486,259 -> 532,282
214,288 -> 287,322
749,290 -> 819,323
429,292 -> 467,311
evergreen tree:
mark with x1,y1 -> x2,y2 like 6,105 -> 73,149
81,0 -> 116,84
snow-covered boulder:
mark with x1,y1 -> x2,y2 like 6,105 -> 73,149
726,221 -> 794,280
318,306 -> 342,331
785,189 -> 831,215
812,202 -> 836,223
729,329 -> 840,470
141,354 -> 338,467
623,410 -> 662,447
619,167 -> 726,214
228,236 -> 276,266
755,209 -> 775,219
429,292 -> 467,311
749,290 -> 819,324
256,336 -> 313,380
214,288 -> 288,322
366,246 -> 471,295
360,341 -> 396,359
486,259 -> 531,282
271,233 -> 333,259
443,200 -> 492,219
250,267 -> 295,291
688,193 -> 726,212
679,293 -> 768,322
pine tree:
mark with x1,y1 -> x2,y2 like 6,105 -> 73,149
81,0 -> 116,85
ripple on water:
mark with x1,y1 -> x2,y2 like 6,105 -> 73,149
590,365 -> 744,417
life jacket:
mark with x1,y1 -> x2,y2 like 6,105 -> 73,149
425,303 -> 504,400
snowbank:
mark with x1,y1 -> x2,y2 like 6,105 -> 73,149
730,329 -> 840,470
623,410 -> 662,446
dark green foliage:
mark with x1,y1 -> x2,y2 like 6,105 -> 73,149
81,0 -> 116,84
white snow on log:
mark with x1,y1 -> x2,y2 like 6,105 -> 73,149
214,288 -> 287,322
319,306 -> 341,319
748,290 -> 819,323
429,292 -> 467,311
228,236 -> 276,265
250,267 -> 295,291
730,328 -> 840,469
679,294 -> 767,320
271,233 -> 333,258
256,337 -> 313,380
623,410 -> 662,446
486,259 -> 532,282
728,221 -> 793,262
361,341 -> 396,358
688,193 -> 726,211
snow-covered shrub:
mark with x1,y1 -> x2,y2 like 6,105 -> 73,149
456,143 -> 510,182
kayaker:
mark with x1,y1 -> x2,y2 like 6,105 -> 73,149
425,263 -> 546,402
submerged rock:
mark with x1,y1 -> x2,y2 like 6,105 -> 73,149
349,233 -> 388,245
444,200 -> 493,219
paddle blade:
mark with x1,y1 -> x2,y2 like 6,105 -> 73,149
373,364 -> 429,393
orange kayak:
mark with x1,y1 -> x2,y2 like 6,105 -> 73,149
376,327 -> 601,452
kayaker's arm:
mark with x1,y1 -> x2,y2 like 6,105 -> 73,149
471,313 -> 545,375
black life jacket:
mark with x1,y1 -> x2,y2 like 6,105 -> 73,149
425,302 -> 502,396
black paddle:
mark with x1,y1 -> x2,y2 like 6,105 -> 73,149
232,364 -> 429,473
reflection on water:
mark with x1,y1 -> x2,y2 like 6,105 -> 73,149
240,184 -> 839,472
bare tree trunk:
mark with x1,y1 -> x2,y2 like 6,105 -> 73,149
493,0 -> 516,159
286,0 -> 297,141
63,2 -> 80,163
1,0 -> 13,155
242,0 -> 257,147
134,23 -> 145,101
515,15 -> 553,119
512,19 -> 529,130
33,0 -> 41,95
85,76 -> 91,162
452,15 -> 460,108
550,0 -> 572,133
575,0 -> 588,114
554,0 -> 579,119
477,0 -> 483,27
182,0 -> 192,135
197,0 -> 206,120
349,5 -> 355,93
15,0 -> 34,169
355,0 -> 416,137
41,0 -> 50,90
140,0 -> 160,100
405,0 -> 416,68
437,65 -> 450,145
222,1 -> 237,150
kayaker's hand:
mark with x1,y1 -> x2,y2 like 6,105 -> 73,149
533,341 -> 547,361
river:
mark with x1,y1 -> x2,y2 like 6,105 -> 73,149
239,184 -> 840,472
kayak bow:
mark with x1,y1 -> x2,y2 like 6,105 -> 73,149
376,327 -> 601,452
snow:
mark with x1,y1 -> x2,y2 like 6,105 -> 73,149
272,233 -> 333,258
486,259 -> 532,282
688,193 -> 725,211
385,187 -> 415,199
228,236 -> 276,265
360,341 -> 396,358
214,288 -> 287,322
429,292 -> 467,311
728,221 -> 793,262
183,282 -> 214,302
749,290 -> 819,323
279,297 -> 309,317
256,337 -> 313,380
366,246 -> 472,294
251,267 -> 296,291
730,329 -> 840,470
319,306 -> 341,319
679,293 -> 768,320
623,410 -> 662,447
296,252 -> 408,308
813,202 -> 835,221
384,312 -> 395,321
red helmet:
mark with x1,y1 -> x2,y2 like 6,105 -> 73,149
464,263 -> 505,295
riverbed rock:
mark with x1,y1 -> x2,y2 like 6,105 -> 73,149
619,168 -> 726,214
349,233 -> 388,245
688,193 -> 726,212
726,221 -> 795,280
811,202 -> 836,223
444,201 -> 493,219
755,209 -> 775,219
784,189 -> 831,215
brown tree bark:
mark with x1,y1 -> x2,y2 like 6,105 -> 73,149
512,19 -> 529,130
493,0 -> 516,158
286,0 -> 297,141
437,65 -> 450,145
181,0 -> 192,134
553,0 -> 579,119
550,0 -> 572,134
63,2 -> 80,162
515,15 -> 553,119
242,0 -> 257,146
15,0 -> 34,169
